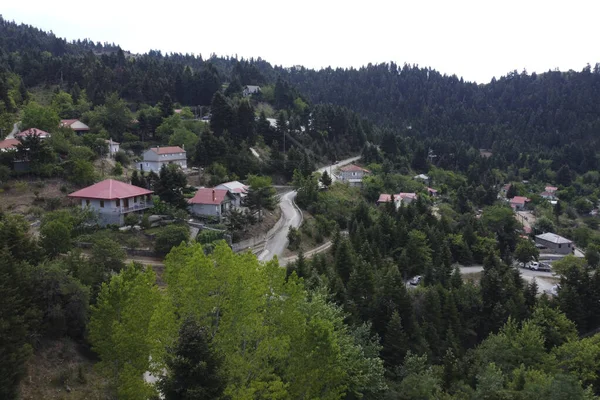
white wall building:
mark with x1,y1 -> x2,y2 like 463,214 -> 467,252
138,146 -> 187,173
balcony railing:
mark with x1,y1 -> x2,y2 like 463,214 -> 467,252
98,202 -> 152,214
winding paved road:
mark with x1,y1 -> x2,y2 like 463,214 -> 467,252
257,156 -> 361,262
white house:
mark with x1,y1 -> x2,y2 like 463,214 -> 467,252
338,164 -> 371,187
138,146 -> 187,173
61,119 -> 90,134
105,138 -> 120,156
68,179 -> 153,226
188,188 -> 235,221
215,181 -> 249,207
377,193 -> 418,209
243,85 -> 261,97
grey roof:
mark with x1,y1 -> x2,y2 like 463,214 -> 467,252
536,232 -> 572,244
244,85 -> 261,92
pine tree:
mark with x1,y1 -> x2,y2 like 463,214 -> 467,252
381,311 -> 409,368
209,92 -> 234,135
158,318 -> 226,400
320,170 -> 332,188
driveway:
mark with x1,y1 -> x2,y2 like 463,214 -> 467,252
258,156 -> 361,262
5,122 -> 19,139
459,265 -> 559,295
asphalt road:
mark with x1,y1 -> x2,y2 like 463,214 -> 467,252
257,156 -> 361,262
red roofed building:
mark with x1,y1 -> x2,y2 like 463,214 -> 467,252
16,128 -> 51,139
68,179 -> 153,226
545,186 -> 558,193
377,193 -> 418,209
510,196 -> 530,211
139,146 -> 187,173
188,188 -> 235,221
427,187 -> 438,197
338,164 -> 370,187
60,119 -> 90,133
0,138 -> 19,152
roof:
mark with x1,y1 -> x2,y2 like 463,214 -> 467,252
536,232 -> 572,244
216,181 -> 249,193
414,174 -> 429,180
502,184 -> 511,191
16,128 -> 51,138
510,196 -> 530,205
545,186 -> 558,192
174,109 -> 182,114
377,194 -> 393,203
188,188 -> 232,205
60,119 -> 89,130
540,191 -> 555,197
340,164 -> 370,173
244,85 -> 261,92
398,192 -> 418,200
427,187 -> 438,193
0,138 -> 19,150
149,146 -> 185,155
68,179 -> 153,200
105,139 -> 120,145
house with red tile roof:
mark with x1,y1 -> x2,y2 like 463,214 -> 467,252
377,192 -> 418,209
138,146 -> 187,173
15,128 -> 51,139
510,196 -> 530,211
60,119 -> 90,133
427,187 -> 438,197
188,188 -> 235,221
0,138 -> 19,152
545,186 -> 558,193
68,179 -> 153,226
337,164 -> 370,187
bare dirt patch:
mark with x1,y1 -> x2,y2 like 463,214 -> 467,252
0,179 -> 72,215
235,206 -> 282,242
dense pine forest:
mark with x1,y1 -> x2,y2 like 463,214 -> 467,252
2,15 -> 600,400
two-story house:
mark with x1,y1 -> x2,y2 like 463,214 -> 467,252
138,146 -> 187,173
105,138 -> 120,156
338,164 -> 371,187
68,179 -> 153,226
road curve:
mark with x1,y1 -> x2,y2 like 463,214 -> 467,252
258,156 -> 361,262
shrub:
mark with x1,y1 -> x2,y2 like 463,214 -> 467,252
124,213 -> 139,226
287,227 -> 302,251
112,162 -> 123,176
114,150 -> 130,167
154,225 -> 190,255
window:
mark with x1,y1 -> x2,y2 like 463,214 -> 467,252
116,199 -> 120,207
134,196 -> 138,203
146,163 -> 149,167
100,200 -> 105,208
85,199 -> 90,206
558,244 -> 562,249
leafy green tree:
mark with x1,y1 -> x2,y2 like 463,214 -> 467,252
529,305 -> 577,350
21,101 -> 60,132
287,226 -> 302,251
154,164 -> 188,208
40,220 -> 72,257
112,161 -> 123,176
80,237 -> 126,294
320,170 -> 332,188
243,174 -> 276,221
158,317 -> 226,400
0,252 -> 33,399
51,91 -> 76,118
160,93 -> 174,118
155,225 -> 189,255
514,239 -> 539,263
84,93 -> 132,141
89,264 -> 161,399
169,127 -> 198,160
585,244 -> 600,268
69,159 -> 97,186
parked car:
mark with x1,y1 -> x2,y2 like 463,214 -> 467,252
527,261 -> 551,272
538,262 -> 552,272
409,276 -> 422,286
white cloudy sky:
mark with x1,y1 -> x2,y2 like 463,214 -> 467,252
3,0 -> 599,83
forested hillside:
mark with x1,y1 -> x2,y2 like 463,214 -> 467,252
3,14 -> 600,400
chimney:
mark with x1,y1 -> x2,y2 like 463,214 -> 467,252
212,189 -> 216,202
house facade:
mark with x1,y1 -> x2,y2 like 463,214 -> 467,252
215,181 -> 248,207
138,146 -> 187,173
61,119 -> 90,134
68,179 -> 153,226
105,139 -> 120,156
377,193 -> 418,209
535,232 -> 573,255
188,188 -> 235,221
510,196 -> 530,211
243,85 -> 261,97
338,164 -> 370,187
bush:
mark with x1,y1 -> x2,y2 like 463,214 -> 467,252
114,150 -> 130,167
112,162 -> 123,176
287,227 -> 302,251
154,225 -> 190,255
124,213 -> 139,226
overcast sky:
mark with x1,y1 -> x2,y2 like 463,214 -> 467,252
3,0 -> 599,83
